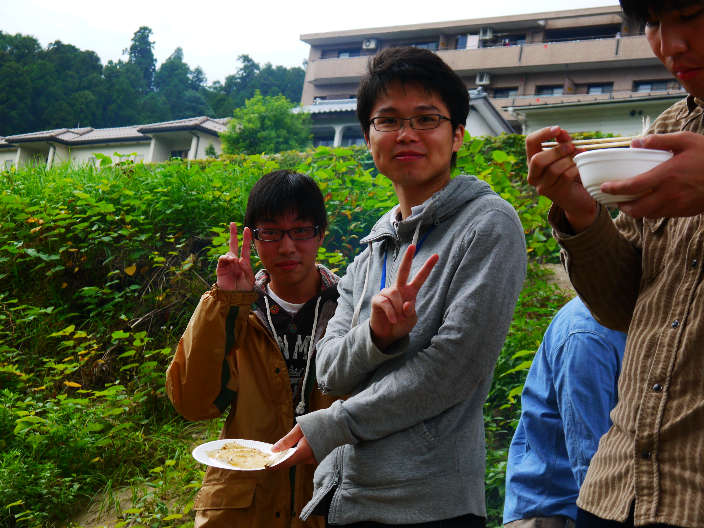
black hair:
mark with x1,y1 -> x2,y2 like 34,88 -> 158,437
619,0 -> 702,26
356,46 -> 469,167
244,170 -> 327,232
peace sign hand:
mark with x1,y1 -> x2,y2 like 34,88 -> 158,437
369,245 -> 439,351
216,222 -> 255,291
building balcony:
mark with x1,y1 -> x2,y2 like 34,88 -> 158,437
493,88 -> 686,110
305,35 -> 658,86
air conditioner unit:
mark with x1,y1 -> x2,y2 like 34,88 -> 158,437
362,38 -> 378,50
478,27 -> 494,40
475,72 -> 491,86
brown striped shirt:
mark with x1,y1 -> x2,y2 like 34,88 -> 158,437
549,96 -> 704,528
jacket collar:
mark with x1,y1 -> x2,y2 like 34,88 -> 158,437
254,263 -> 339,296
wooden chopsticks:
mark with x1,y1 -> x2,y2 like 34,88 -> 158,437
541,136 -> 635,150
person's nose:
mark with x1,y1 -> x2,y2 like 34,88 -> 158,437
658,21 -> 689,57
278,232 -> 297,253
395,119 -> 420,142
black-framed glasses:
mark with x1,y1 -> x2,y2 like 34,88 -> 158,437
252,226 -> 320,242
370,114 -> 451,132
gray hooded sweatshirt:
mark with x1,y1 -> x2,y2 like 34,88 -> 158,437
297,174 -> 527,524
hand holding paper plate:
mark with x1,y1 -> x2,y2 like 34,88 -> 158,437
192,439 -> 296,471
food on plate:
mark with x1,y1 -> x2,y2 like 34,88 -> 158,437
208,441 -> 272,469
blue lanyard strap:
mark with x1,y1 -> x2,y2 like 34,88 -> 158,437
380,225 -> 435,290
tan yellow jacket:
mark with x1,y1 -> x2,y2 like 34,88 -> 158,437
166,266 -> 339,528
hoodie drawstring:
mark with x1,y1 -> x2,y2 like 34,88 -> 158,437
351,241 -> 373,328
411,221 -> 421,247
296,297 -> 320,415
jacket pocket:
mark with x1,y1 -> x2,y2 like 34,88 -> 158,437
194,478 -> 256,510
641,217 -> 669,285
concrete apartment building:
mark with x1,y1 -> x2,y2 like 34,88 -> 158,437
299,6 -> 686,145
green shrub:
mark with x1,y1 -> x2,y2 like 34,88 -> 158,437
0,136 -> 564,527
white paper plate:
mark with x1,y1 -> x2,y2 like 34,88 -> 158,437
192,438 -> 296,471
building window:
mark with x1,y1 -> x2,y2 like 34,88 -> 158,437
634,80 -> 679,92
477,33 -> 526,48
170,149 -> 189,160
493,87 -> 518,98
338,49 -> 361,58
321,48 -> 360,59
587,83 -> 613,94
313,138 -> 335,147
536,85 -> 564,96
544,24 -> 621,43
3,159 -> 14,170
342,127 -> 365,147
456,35 -> 467,49
410,41 -> 439,51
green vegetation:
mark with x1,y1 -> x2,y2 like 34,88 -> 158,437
0,27 -> 305,136
221,92 -> 312,155
0,135 -> 569,527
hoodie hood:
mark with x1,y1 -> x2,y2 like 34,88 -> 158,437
360,174 -> 493,246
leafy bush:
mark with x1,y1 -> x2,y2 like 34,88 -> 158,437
220,91 -> 312,154
0,136 -> 565,527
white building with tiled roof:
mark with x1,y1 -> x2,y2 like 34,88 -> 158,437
0,116 -> 229,170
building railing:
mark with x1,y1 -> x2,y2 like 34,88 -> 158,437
307,36 -> 656,86
313,34 -> 649,61
493,88 -> 686,107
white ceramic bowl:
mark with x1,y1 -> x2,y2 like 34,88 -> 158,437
574,147 -> 673,206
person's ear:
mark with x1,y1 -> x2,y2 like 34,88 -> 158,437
452,124 -> 465,153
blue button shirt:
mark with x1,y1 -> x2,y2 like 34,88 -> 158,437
503,297 -> 626,523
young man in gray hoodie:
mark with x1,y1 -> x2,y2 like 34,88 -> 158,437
272,46 -> 527,527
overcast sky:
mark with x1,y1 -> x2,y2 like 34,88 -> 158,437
1,0 -> 620,85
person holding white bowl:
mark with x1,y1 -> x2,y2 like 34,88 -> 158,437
525,2 -> 704,528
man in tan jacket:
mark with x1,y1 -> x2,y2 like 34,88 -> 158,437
166,170 -> 339,527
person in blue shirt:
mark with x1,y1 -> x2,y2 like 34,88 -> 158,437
503,297 -> 626,528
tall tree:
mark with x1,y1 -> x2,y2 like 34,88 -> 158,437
102,60 -> 142,126
0,61 -> 32,135
256,62 -> 305,102
0,29 -> 306,134
0,32 -> 40,134
223,54 -> 261,106
139,92 -> 172,123
206,55 -> 305,118
128,26 -> 156,94
220,91 -> 311,154
189,66 -> 207,90
155,47 -> 212,119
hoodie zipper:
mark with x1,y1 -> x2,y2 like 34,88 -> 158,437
380,225 -> 436,290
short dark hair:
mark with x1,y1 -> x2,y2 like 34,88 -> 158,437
619,0 -> 700,26
356,47 -> 469,132
244,170 -> 327,232
356,46 -> 469,167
